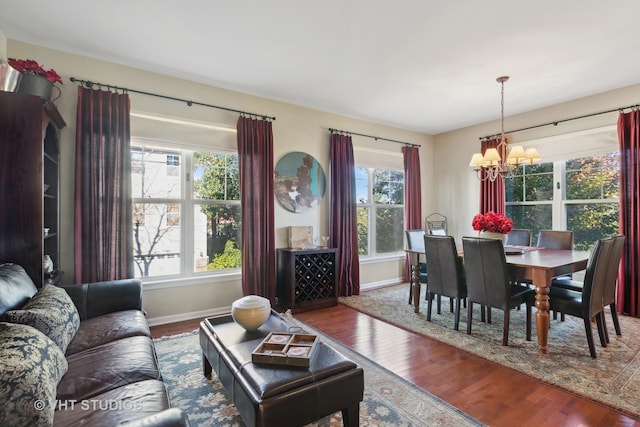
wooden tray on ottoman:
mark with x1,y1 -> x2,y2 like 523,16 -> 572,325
252,332 -> 318,367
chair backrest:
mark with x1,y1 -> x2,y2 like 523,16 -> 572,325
537,230 -> 573,250
429,228 -> 447,236
424,235 -> 466,299
602,235 -> 625,306
581,237 -> 614,317
462,237 -> 511,310
505,229 -> 531,246
405,229 -> 425,252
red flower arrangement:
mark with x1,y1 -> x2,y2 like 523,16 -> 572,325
8,58 -> 63,84
471,211 -> 514,234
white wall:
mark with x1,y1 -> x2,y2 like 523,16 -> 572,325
6,40 -> 432,324
0,29 -> 6,59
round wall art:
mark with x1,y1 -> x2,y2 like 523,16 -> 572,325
274,152 -> 326,213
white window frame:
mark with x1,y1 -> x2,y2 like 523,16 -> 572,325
131,141 -> 241,284
356,166 -> 405,259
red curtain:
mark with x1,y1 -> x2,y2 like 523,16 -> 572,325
403,145 -> 422,281
329,133 -> 360,296
617,111 -> 640,317
237,116 -> 276,302
479,137 -> 506,214
74,87 -> 133,282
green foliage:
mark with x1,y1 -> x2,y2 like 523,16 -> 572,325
357,207 -> 369,255
373,169 -> 404,204
375,207 -> 404,253
506,154 -> 619,251
208,240 -> 241,270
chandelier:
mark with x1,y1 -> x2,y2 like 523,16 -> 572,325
469,76 -> 541,181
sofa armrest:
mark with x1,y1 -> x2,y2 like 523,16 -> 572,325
60,278 -> 143,320
125,408 -> 191,427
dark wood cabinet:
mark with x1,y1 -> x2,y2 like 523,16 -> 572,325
0,92 -> 66,286
276,248 -> 338,313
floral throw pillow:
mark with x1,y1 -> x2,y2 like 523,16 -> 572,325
4,284 -> 80,354
0,322 -> 68,426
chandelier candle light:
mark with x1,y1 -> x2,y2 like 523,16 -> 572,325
469,76 -> 541,181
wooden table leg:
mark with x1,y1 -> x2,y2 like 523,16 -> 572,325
410,254 -> 421,313
533,285 -> 550,353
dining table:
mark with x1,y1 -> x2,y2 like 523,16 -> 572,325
406,245 -> 591,354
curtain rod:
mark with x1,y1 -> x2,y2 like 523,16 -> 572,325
329,127 -> 420,148
480,102 -> 640,140
69,77 -> 276,121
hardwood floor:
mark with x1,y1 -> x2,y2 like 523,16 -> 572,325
150,304 -> 640,427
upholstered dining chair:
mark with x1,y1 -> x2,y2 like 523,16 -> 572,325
428,228 -> 447,236
423,235 -> 467,330
405,229 -> 428,304
537,230 -> 574,249
602,234 -> 626,340
505,229 -> 531,246
552,234 -> 625,340
539,230 -> 574,290
547,237 -> 614,358
462,237 -> 534,345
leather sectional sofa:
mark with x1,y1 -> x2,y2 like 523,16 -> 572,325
0,263 -> 190,426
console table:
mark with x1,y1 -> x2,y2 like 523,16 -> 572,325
199,312 -> 363,426
276,248 -> 338,313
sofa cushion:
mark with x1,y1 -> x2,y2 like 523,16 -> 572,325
52,380 -> 170,426
0,263 -> 38,316
4,285 -> 80,354
0,322 -> 69,427
57,335 -> 162,401
65,309 -> 151,356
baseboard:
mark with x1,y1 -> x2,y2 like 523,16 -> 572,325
361,277 -> 404,291
146,306 -> 231,327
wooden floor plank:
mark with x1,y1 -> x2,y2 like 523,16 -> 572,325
150,303 -> 640,427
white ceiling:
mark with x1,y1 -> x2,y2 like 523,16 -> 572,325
2,0 -> 640,134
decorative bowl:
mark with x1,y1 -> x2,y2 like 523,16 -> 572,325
231,295 -> 271,331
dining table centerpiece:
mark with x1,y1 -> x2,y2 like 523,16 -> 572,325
472,211 -> 513,241
7,58 -> 62,101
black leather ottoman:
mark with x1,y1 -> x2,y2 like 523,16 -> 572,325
199,312 -> 364,427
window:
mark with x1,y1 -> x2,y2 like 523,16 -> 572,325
356,167 -> 405,256
506,152 -> 619,250
131,144 -> 241,279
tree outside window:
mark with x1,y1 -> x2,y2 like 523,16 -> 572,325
506,152 -> 619,250
131,145 -> 241,278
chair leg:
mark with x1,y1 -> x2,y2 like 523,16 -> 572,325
487,307 -> 492,324
450,298 -> 454,313
610,303 -> 622,336
426,292 -> 433,321
466,302 -> 473,335
525,303 -> 532,341
480,305 -> 486,323
583,317 -> 597,358
453,298 -> 461,331
437,295 -> 442,314
408,282 -> 413,305
601,315 -> 610,344
502,309 -> 510,346
596,313 -> 607,348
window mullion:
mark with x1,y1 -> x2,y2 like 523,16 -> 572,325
553,160 -> 565,230
182,151 -> 195,276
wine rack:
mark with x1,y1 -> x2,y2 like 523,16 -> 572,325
276,248 -> 338,313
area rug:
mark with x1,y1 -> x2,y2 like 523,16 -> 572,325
154,323 -> 484,426
340,284 -> 640,420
